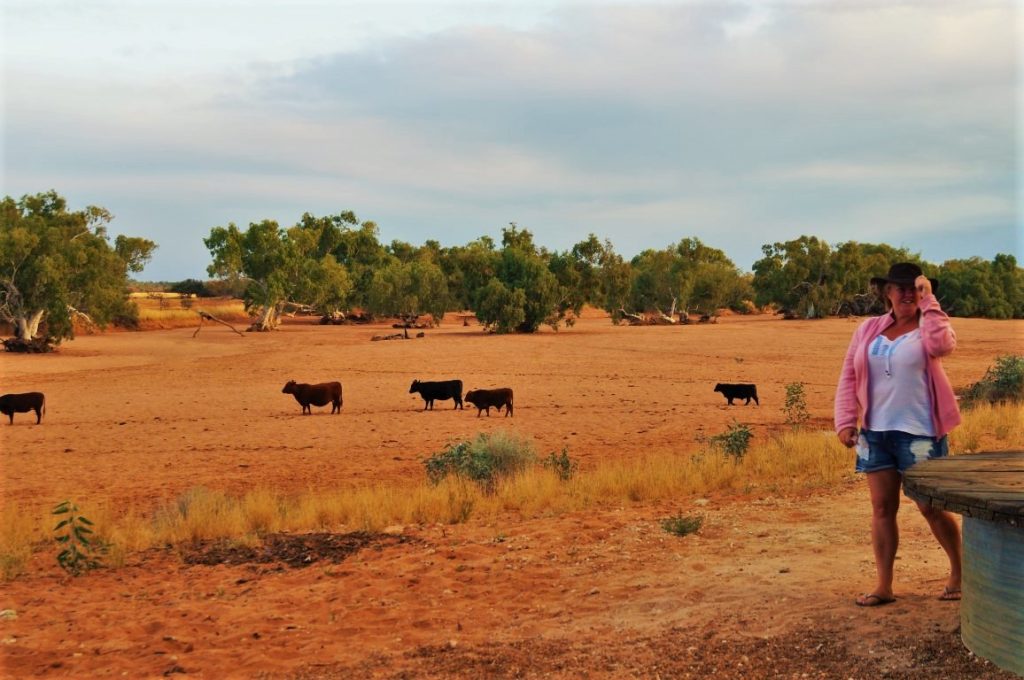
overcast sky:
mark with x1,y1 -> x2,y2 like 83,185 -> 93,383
1,0 -> 1019,280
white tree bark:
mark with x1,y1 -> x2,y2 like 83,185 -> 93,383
13,310 -> 45,340
249,303 -> 282,331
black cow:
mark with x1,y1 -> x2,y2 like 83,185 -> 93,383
409,379 -> 463,410
0,392 -> 45,424
465,388 -> 514,417
282,380 -> 343,414
714,383 -> 759,406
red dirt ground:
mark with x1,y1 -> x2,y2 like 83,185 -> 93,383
1,312 -> 1021,678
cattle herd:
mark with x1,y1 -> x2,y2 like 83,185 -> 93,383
280,379 -> 517,417
0,380 -> 759,424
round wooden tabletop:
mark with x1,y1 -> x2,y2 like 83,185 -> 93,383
903,451 -> 1023,525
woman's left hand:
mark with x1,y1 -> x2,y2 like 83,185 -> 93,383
916,275 -> 932,297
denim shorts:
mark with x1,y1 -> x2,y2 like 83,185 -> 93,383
854,429 -> 948,474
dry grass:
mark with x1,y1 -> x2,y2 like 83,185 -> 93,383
948,401 -> 1024,453
0,507 -> 38,580
135,297 -> 250,329
4,402 -> 1019,580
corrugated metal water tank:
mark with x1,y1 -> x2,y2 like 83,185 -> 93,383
961,517 -> 1023,676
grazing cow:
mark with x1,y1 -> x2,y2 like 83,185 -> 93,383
714,383 -> 759,406
0,392 -> 45,424
409,379 -> 463,410
465,388 -> 514,417
282,380 -> 343,415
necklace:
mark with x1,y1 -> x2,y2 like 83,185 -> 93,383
884,333 -> 911,377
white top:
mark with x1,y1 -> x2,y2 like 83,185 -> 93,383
866,328 -> 935,436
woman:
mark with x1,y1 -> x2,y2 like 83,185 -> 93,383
834,262 -> 963,607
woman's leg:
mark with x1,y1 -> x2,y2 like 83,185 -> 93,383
915,501 -> 962,596
861,468 -> 903,601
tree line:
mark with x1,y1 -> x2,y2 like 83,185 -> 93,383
2,192 -> 1021,343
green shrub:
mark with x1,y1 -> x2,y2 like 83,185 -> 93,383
783,382 -> 810,429
53,500 -> 105,576
541,447 -> 579,481
661,514 -> 703,537
710,421 -> 753,460
960,355 -> 1024,407
170,278 -> 213,297
424,431 -> 536,491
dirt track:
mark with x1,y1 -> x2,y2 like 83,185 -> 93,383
1,313 -> 1021,678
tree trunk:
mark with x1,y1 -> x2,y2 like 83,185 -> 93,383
249,303 -> 282,332
14,310 -> 46,340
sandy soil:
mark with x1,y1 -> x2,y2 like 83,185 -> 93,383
1,313 -> 1021,679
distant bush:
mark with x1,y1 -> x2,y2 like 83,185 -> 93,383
170,279 -> 213,297
204,278 -> 249,299
661,514 -> 703,537
110,309 -> 140,330
424,431 -> 536,491
710,421 -> 753,460
960,354 -> 1024,407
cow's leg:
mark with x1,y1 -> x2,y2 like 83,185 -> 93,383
727,397 -> 734,405
754,396 -> 759,405
35,407 -> 41,424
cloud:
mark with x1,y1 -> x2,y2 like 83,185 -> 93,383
1,1 -> 1016,279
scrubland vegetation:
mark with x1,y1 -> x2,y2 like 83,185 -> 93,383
3,191 -> 1022,347
2,402 -> 1020,580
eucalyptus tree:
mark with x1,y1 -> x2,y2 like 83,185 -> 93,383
751,236 -> 835,318
467,225 -> 567,333
366,257 -> 449,324
204,216 -> 351,331
939,255 -> 1023,319
444,237 -> 499,311
626,237 -> 738,317
0,191 -> 156,343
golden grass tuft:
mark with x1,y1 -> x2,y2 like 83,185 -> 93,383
5,402 -> 1019,578
135,297 -> 250,329
0,506 -> 37,580
949,402 -> 1024,454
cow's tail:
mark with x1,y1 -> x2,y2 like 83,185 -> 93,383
42,395 -> 46,415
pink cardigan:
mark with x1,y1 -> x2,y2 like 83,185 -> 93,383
834,294 -> 961,438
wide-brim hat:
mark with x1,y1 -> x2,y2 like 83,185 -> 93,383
870,262 -> 939,296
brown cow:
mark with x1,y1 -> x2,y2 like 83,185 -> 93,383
282,380 -> 342,414
0,392 -> 46,424
464,388 -> 513,417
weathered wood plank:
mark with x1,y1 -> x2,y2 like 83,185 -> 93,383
903,451 -> 1024,524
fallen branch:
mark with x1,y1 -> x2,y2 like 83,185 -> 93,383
193,310 -> 245,338
281,301 -> 318,317
618,309 -> 648,325
653,307 -> 677,325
